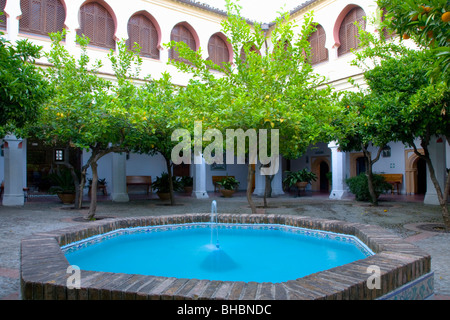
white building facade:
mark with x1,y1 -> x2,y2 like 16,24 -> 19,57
0,0 -> 448,206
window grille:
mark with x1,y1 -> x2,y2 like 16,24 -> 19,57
77,2 -> 115,49
208,34 -> 229,67
0,0 -> 6,30
127,14 -> 159,59
338,7 -> 366,56
169,24 -> 196,63
309,24 -> 328,65
19,0 -> 65,36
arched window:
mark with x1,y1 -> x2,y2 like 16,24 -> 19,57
169,23 -> 197,63
77,2 -> 115,49
309,24 -> 328,65
127,14 -> 159,59
19,0 -> 65,36
208,33 -> 230,67
0,0 -> 7,30
338,6 -> 366,56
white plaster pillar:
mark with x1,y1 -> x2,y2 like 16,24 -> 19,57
424,137 -> 447,205
111,152 -> 129,202
2,135 -> 25,206
252,163 -> 265,197
328,141 -> 348,200
159,31 -> 171,65
193,153 -> 208,199
61,1 -> 81,51
4,0 -> 21,42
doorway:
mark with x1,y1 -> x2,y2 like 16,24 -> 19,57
319,161 -> 330,192
356,156 -> 367,175
311,157 -> 331,192
416,158 -> 427,194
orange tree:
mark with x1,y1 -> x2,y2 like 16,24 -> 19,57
338,48 -> 429,205
167,0 -> 336,213
36,32 -> 147,220
378,0 -> 450,84
0,33 -> 49,137
345,23 -> 450,227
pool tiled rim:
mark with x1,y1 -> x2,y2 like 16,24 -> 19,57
20,214 -> 434,300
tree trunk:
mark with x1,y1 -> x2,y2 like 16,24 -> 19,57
422,150 -> 450,229
412,139 -> 450,230
362,145 -> 383,206
68,165 -> 81,209
263,174 -> 274,208
247,163 -> 256,213
60,151 -> 81,209
86,161 -> 98,220
165,155 -> 175,206
77,164 -> 89,210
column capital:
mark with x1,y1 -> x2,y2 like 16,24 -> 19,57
328,141 -> 339,149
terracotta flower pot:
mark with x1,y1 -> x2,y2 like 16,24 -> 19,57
220,189 -> 235,198
296,181 -> 308,191
157,192 -> 171,200
57,193 -> 75,204
184,186 -> 193,194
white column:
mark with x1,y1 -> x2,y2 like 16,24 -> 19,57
111,153 -> 129,202
2,135 -> 25,206
193,153 -> 208,199
253,163 -> 265,196
62,1 -> 80,51
328,141 -> 348,200
4,0 -> 21,42
424,137 -> 446,205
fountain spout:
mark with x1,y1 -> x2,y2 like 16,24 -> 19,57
211,200 -> 219,249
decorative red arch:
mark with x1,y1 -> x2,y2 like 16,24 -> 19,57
332,4 -> 360,49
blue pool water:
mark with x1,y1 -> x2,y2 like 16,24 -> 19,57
64,224 -> 372,283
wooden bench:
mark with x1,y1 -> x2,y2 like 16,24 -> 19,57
380,174 -> 403,194
126,176 -> 151,194
212,176 -> 234,192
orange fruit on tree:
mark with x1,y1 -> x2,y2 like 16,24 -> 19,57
403,33 -> 410,40
442,12 -> 450,23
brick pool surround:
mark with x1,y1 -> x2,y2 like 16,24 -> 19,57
20,214 -> 432,300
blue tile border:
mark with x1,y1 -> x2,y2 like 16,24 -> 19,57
378,272 -> 434,300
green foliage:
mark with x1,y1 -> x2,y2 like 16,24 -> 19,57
166,0 -> 337,159
180,176 -> 193,187
378,0 -> 450,84
152,172 -> 183,193
164,0 -> 338,211
345,173 -> 392,202
283,169 -> 317,188
0,37 -> 50,136
48,168 -> 76,194
216,176 -> 240,190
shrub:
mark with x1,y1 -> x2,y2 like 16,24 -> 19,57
345,173 -> 392,202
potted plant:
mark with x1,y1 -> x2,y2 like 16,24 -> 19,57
283,169 -> 317,193
180,176 -> 193,194
216,176 -> 240,198
48,169 -> 76,204
152,172 -> 182,200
